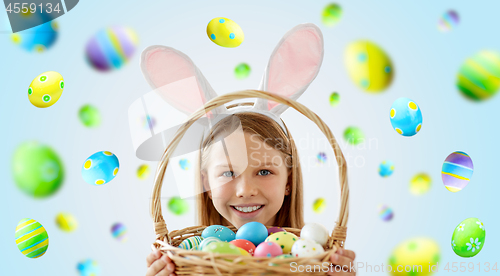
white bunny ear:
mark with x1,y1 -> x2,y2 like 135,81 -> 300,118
140,45 -> 227,117
254,23 -> 324,117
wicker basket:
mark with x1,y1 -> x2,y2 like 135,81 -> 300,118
150,90 -> 349,275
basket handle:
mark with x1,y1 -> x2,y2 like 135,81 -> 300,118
150,89 -> 349,249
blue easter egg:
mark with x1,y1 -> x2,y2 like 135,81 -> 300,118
11,20 -> 59,53
389,97 -> 423,137
201,225 -> 235,242
235,222 -> 268,247
379,160 -> 395,177
81,151 -> 120,185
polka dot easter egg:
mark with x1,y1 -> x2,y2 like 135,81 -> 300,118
77,259 -> 100,276
390,97 -> 423,136
265,231 -> 298,254
442,151 -> 474,192
199,237 -> 221,251
81,151 -> 119,186
28,71 -> 64,108
291,238 -> 324,258
300,223 -> 329,247
11,20 -> 58,52
379,160 -> 395,177
230,239 -> 256,255
457,50 -> 500,101
206,17 -> 244,48
254,241 -> 283,258
202,225 -> 235,242
388,237 -> 440,276
55,212 -> 78,232
452,218 -> 485,258
15,218 -> 49,258
235,222 -> 268,246
179,236 -> 203,250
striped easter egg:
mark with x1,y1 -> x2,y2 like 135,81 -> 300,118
457,50 -> 500,101
15,218 -> 49,258
178,236 -> 203,250
111,223 -> 128,242
442,151 -> 474,192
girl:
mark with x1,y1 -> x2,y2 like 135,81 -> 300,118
137,23 -> 356,276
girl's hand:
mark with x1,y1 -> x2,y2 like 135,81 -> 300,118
328,248 -> 356,275
146,249 -> 176,276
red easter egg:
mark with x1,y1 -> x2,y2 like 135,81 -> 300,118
229,239 -> 256,256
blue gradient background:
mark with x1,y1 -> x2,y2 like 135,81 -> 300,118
1,0 -> 499,275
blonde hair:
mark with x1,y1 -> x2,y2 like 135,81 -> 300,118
195,111 -> 304,229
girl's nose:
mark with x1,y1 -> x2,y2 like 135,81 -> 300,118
235,174 -> 258,198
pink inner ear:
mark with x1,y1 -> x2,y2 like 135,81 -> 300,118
267,28 -> 322,110
145,48 -> 206,114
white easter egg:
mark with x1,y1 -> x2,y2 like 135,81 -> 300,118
300,223 -> 329,247
291,238 -> 325,258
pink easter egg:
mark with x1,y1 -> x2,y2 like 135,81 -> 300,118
254,241 -> 283,257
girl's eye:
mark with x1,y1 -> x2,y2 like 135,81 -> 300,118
258,169 -> 272,176
221,171 -> 234,177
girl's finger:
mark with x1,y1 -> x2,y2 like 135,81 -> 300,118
145,259 -> 167,276
338,248 -> 356,261
146,250 -> 161,267
330,253 -> 355,269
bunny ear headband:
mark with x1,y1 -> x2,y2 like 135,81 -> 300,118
128,23 -> 324,162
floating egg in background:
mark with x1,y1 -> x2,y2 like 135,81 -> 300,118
78,104 -> 101,128
199,237 -> 221,251
300,223 -> 329,247
265,232 -> 298,254
254,241 -> 283,258
438,10 -> 459,32
12,141 -> 64,198
55,212 -> 78,232
202,225 -> 235,242
345,40 -> 394,93
313,197 -> 326,213
230,239 -> 256,255
291,239 -> 324,258
77,259 -> 100,276
388,237 -> 440,276
378,204 -> 394,222
234,63 -> 251,79
137,164 -> 150,180
11,20 -> 59,52
206,17 -> 244,48
179,159 -> 191,170
202,241 -> 241,255
111,223 -> 128,242
456,50 -> 500,101
179,236 -> 203,250
235,222 -> 268,246
85,26 -> 138,71
28,71 -> 64,108
167,196 -> 189,215
344,126 -> 365,145
379,160 -> 395,177
390,97 -> 423,137
442,151 -> 473,192
81,151 -> 119,185
140,115 -> 156,130
410,173 -> 432,195
329,92 -> 340,107
316,152 -> 327,164
321,3 -> 342,27
267,227 -> 285,236
451,218 -> 485,258
15,218 -> 49,258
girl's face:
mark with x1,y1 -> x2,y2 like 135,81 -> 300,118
202,131 -> 291,229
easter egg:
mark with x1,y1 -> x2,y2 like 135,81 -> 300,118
15,218 -> 49,258
313,198 -> 326,213
316,152 -> 327,164
55,212 -> 78,232
111,223 -> 128,242
28,71 -> 64,108
329,92 -> 340,107
238,247 -> 251,256
230,239 -> 256,255
202,225 -> 235,242
179,236 -> 203,250
321,3 -> 342,27
457,50 -> 500,101
438,10 -> 459,32
81,151 -> 119,186
77,259 -> 100,276
12,141 -> 64,198
390,97 -> 423,137
442,151 -> 473,192
267,227 -> 285,236
266,231 -> 298,254
451,218 -> 485,258
388,237 -> 440,276
206,17 -> 244,48
168,196 -> 189,215
379,160 -> 395,177
85,26 -> 138,71
291,239 -> 324,258
78,104 -> 101,128
344,126 -> 365,145
202,241 -> 241,255
199,237 -> 221,251
235,63 -> 251,79
410,173 -> 432,195
235,222 -> 268,246
11,20 -> 58,52
179,159 -> 191,170
254,241 -> 283,258
300,223 -> 329,247
345,40 -> 393,92
137,164 -> 150,180
378,204 -> 394,222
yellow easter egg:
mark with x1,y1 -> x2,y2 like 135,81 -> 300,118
55,212 -> 78,233
345,41 -> 394,93
388,237 -> 440,276
265,232 -> 298,254
206,17 -> 244,48
28,71 -> 64,108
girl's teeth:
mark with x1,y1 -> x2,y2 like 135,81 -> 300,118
234,206 -> 262,212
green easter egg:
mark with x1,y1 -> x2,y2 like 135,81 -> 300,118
452,218 -> 486,258
78,104 -> 101,127
168,196 -> 189,215
202,241 -> 242,255
234,63 -> 251,79
343,126 -> 365,145
329,92 -> 340,107
457,50 -> 500,101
